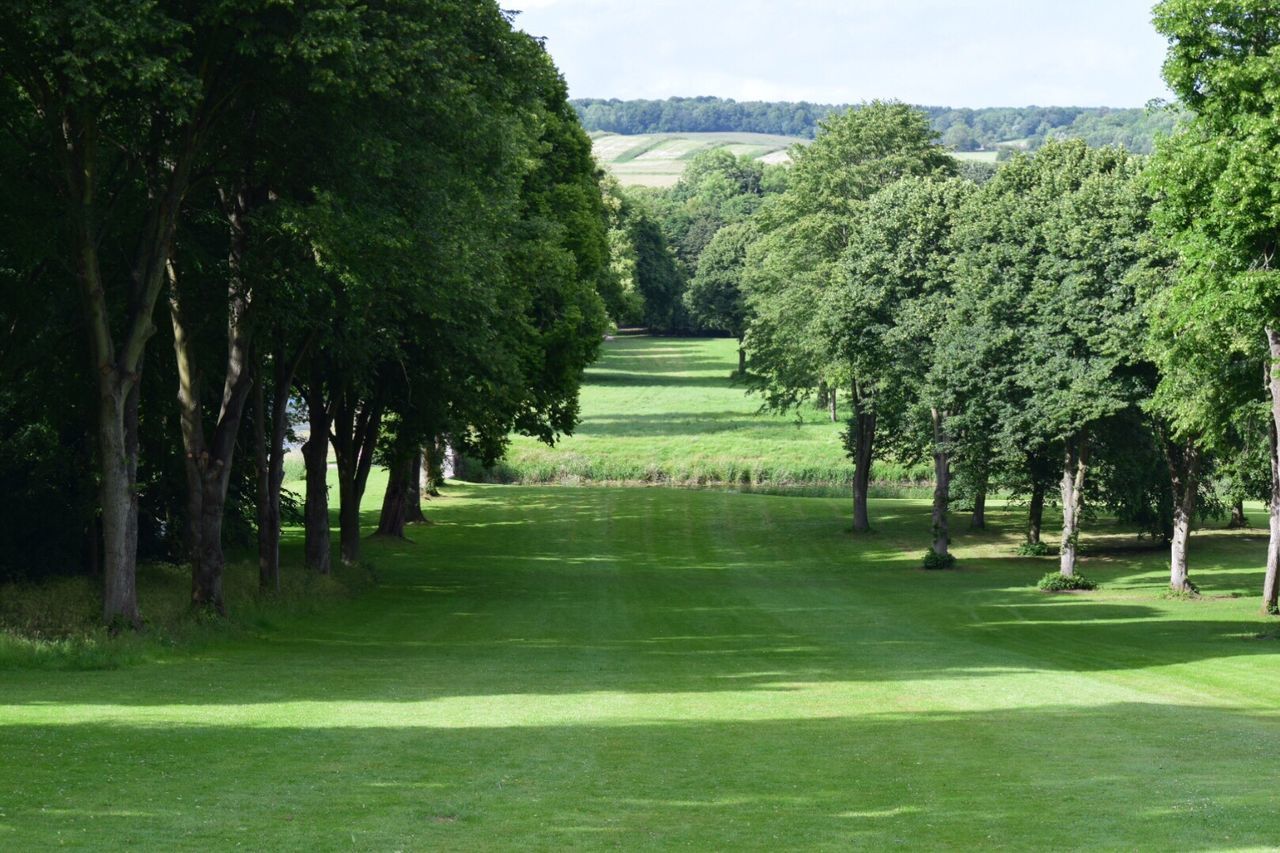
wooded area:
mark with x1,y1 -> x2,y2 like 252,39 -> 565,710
573,96 -> 1181,153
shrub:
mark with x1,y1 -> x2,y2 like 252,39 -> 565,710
1037,572 -> 1098,592
922,550 -> 957,571
1016,541 -> 1052,557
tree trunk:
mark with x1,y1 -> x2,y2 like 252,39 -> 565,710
970,471 -> 988,530
1228,499 -> 1248,529
1059,433 -> 1089,578
376,456 -> 414,538
850,380 -> 875,533
425,440 -> 445,496
1264,329 -> 1280,613
256,341 -> 311,591
1162,434 -> 1201,593
405,450 -> 426,524
1027,480 -> 1045,545
332,385 -> 386,565
829,385 -> 838,422
930,408 -> 950,557
302,377 -> 332,575
253,373 -> 276,592
97,384 -> 142,629
737,341 -> 746,375
168,214 -> 256,615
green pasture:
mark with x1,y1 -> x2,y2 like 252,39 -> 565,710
493,336 -> 927,487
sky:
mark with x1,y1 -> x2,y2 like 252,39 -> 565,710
507,0 -> 1171,108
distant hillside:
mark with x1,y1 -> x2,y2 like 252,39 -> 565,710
592,131 -> 801,188
573,97 -> 1181,155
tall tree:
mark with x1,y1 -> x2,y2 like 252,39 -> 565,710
743,102 -> 954,531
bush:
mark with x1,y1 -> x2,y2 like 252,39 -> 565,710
1037,572 -> 1098,592
1016,541 -> 1053,557
922,550 -> 957,571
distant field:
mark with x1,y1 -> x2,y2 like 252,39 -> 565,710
592,131 -> 1000,185
491,336 -> 930,488
593,131 -> 805,187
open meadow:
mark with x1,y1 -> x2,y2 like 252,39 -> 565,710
497,336 -> 929,488
3,337 -> 1278,850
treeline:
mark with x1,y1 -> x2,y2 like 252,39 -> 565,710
573,97 -> 1179,154
612,1 -> 1280,613
0,2 -> 609,626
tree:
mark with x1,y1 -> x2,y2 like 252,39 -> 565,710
822,177 -> 973,556
1151,0 -> 1280,612
943,142 -> 1150,577
0,1 -> 316,627
745,102 -> 955,531
685,222 -> 758,373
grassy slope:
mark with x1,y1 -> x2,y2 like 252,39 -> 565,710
498,336 -> 928,487
2,483 -> 1278,849
595,131 -> 804,187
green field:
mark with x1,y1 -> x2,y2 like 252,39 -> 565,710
593,131 -> 804,187
495,336 -> 928,487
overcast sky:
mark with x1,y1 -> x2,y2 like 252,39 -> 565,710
507,0 -> 1171,108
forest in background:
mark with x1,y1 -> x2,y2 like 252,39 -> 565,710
573,96 -> 1180,154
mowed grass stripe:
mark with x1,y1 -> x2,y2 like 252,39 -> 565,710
3,481 -> 1278,848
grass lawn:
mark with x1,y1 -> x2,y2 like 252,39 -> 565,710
2,481 -> 1278,849
497,336 -> 929,487
4,336 -> 1279,849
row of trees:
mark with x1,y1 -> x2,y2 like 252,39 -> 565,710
573,97 -> 1178,154
0,1 -> 610,626
629,1 -> 1280,613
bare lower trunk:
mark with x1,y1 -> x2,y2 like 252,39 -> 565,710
1265,421 -> 1280,613
338,465 -> 361,558
930,408 -> 950,556
1166,441 -> 1200,593
1228,500 -> 1248,529
1264,329 -> 1280,613
303,379 -> 331,575
1059,433 -> 1089,578
191,478 -> 227,613
737,341 -> 746,375
333,386 -> 385,565
1027,480 -> 1045,545
405,451 -> 426,524
169,244 -> 254,615
254,376 -> 277,592
850,380 -> 875,533
970,472 -> 988,531
425,440 -> 445,496
376,456 -> 413,538
829,386 -> 838,422
98,387 -> 142,629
